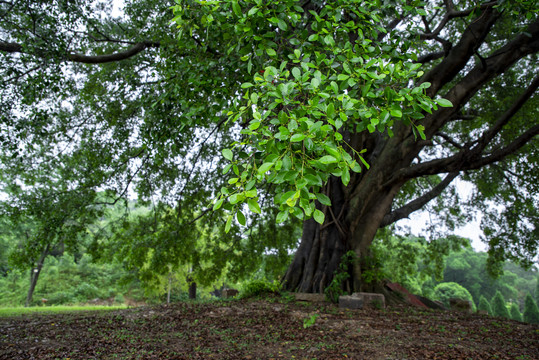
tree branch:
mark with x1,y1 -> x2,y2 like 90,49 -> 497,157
381,172 -> 459,227
0,40 -> 160,64
420,5 -> 500,96
464,124 -> 539,171
416,51 -> 445,64
390,72 -> 539,182
419,1 -> 498,41
435,132 -> 465,149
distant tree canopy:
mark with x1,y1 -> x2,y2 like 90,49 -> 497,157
0,0 -> 537,293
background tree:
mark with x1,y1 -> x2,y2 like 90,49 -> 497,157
523,293 -> 539,324
1,0 -> 537,295
491,290 -> 510,319
509,302 -> 523,322
478,295 -> 492,315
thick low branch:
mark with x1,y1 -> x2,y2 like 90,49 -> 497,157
0,40 -> 160,64
381,172 -> 459,227
465,125 -> 539,171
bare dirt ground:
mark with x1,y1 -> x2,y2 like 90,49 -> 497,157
1,297 -> 538,359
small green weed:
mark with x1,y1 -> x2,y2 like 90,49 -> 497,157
324,251 -> 356,303
303,313 -> 319,329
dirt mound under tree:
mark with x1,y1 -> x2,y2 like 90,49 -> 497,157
1,298 -> 537,359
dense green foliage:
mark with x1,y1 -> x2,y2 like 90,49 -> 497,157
0,254 -> 142,306
523,294 -> 539,324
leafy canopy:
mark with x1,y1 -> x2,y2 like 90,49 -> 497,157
172,0 -> 446,230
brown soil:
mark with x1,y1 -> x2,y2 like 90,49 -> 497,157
1,298 -> 537,359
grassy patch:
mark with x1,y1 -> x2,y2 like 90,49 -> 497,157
0,305 -> 127,317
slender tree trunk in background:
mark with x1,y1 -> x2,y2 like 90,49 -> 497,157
187,275 -> 197,300
25,244 -> 50,307
167,272 -> 172,304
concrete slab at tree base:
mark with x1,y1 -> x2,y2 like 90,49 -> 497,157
294,293 -> 327,302
339,295 -> 364,309
351,292 -> 386,308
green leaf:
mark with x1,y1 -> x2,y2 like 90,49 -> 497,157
232,1 -> 242,17
277,19 -> 288,31
316,193 -> 331,206
390,109 -> 402,118
247,198 -> 261,214
266,48 -> 277,56
225,215 -> 232,233
258,162 -> 274,174
241,82 -> 254,88
292,67 -> 301,80
436,98 -> 453,107
276,210 -> 289,223
222,164 -> 232,174
222,149 -> 233,160
326,103 -> 335,118
290,133 -> 306,142
319,155 -> 337,164
341,168 -> 350,186
237,210 -> 246,226
313,209 -> 325,224
249,121 -> 261,130
213,198 -> 224,211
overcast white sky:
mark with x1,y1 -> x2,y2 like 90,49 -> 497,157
396,179 -> 487,251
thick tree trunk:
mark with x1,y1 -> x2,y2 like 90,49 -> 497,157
282,174 -> 400,294
25,244 -> 50,307
283,132 -> 408,294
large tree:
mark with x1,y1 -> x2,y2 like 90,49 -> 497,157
1,0 -> 537,294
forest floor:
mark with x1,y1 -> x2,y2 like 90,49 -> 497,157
0,297 -> 538,360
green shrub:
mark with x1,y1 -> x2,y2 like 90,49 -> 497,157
73,283 -> 101,300
240,279 -> 281,298
433,282 -> 476,311
47,291 -> 74,305
114,294 -> 125,304
491,291 -> 510,319
523,293 -> 539,324
509,303 -> 523,322
478,295 -> 492,315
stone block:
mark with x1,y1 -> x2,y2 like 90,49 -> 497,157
351,292 -> 386,308
222,288 -> 239,298
339,295 -> 364,309
449,298 -> 473,313
294,293 -> 327,302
